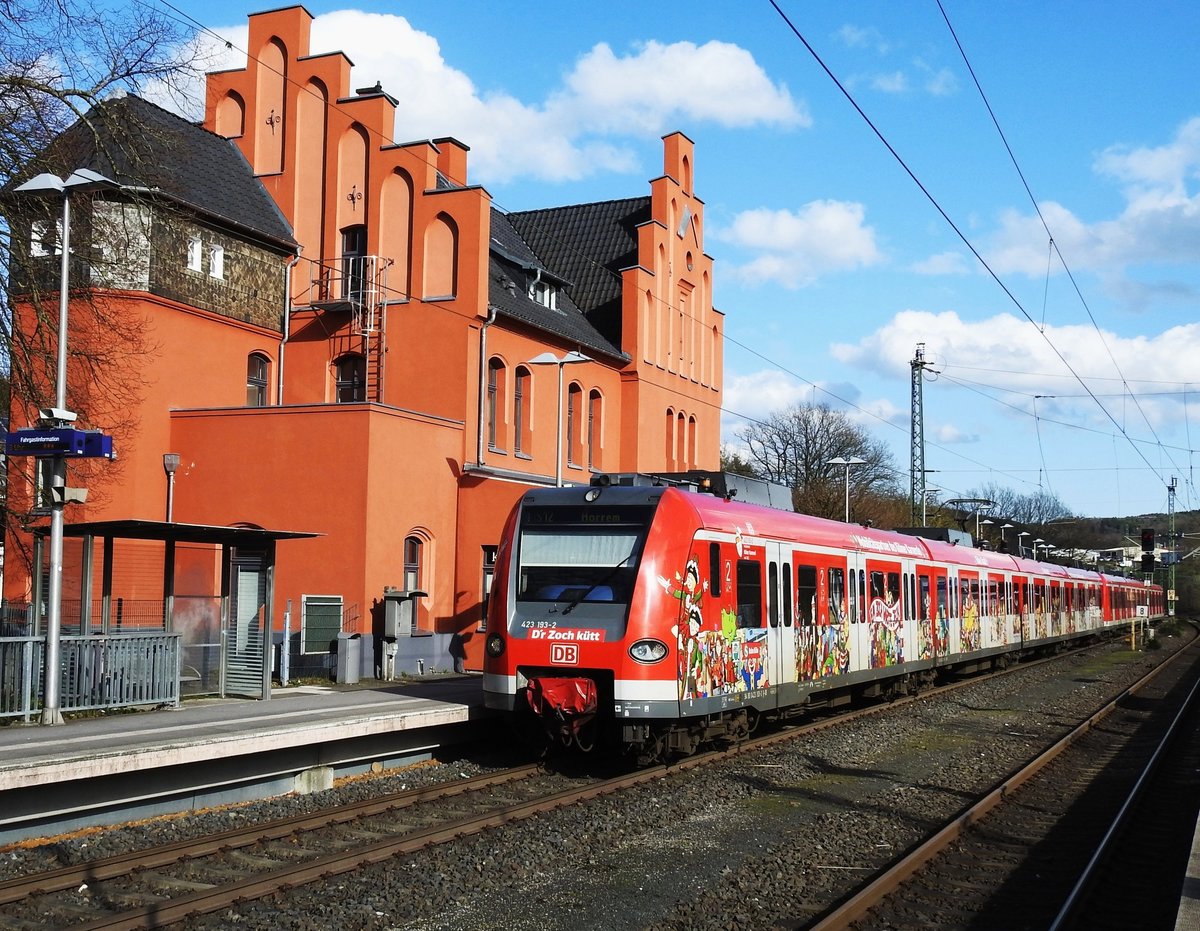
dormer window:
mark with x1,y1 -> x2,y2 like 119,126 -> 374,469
529,276 -> 556,309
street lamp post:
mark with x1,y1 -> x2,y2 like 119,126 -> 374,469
1000,523 -> 1014,550
977,516 -> 994,543
1018,530 -> 1031,557
163,453 -> 181,521
13,168 -> 117,725
526,351 -> 590,486
828,456 -> 867,524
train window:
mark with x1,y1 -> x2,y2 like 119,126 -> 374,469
887,573 -> 901,615
782,559 -> 793,627
970,579 -> 980,616
736,559 -> 763,628
858,569 -> 866,623
870,571 -> 885,600
768,561 -> 779,628
987,580 -> 999,617
937,576 -> 948,621
797,565 -> 817,624
709,542 -> 722,597
919,575 -> 932,621
828,567 -> 846,625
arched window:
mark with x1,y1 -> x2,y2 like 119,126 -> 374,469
335,353 -> 366,402
665,408 -> 675,468
587,389 -> 602,470
404,536 -> 423,591
487,357 -> 506,451
341,224 -> 367,302
566,383 -> 583,467
514,366 -> 531,455
246,353 -> 270,406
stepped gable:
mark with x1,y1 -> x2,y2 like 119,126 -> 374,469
488,207 -> 628,363
12,94 -> 296,249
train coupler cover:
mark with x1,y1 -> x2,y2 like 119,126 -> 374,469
525,676 -> 598,737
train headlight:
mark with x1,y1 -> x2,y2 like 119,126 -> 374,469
485,633 -> 505,658
628,638 -> 668,663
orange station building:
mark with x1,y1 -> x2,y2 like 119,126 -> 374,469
3,5 -> 724,676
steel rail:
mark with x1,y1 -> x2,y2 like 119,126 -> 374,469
798,629 -> 1199,931
0,763 -> 542,906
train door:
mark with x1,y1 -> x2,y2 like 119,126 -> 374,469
1048,581 -> 1062,636
846,551 -> 869,673
765,542 -> 797,697
985,574 -> 1004,647
1004,574 -> 1018,642
959,571 -> 980,652
1013,575 -> 1029,642
864,559 -> 904,668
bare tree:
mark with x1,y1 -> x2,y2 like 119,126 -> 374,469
736,402 -> 899,520
1,0 -> 202,575
966,482 -> 1074,527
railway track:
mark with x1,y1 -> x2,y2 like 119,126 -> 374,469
798,627 -> 1200,930
1,633 -> 1183,929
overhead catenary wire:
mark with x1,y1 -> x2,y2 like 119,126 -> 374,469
766,0 -> 1178,509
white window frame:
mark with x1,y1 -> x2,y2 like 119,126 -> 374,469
209,243 -> 225,279
187,235 -> 202,271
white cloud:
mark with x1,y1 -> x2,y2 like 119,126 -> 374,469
934,424 -> 980,444
832,308 -> 1200,430
722,370 -> 815,426
560,40 -> 807,134
835,24 -> 891,55
976,118 -> 1200,292
717,200 -> 883,287
871,70 -> 909,94
912,251 -> 970,275
153,12 -> 803,185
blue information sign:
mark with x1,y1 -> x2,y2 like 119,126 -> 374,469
4,428 -> 114,458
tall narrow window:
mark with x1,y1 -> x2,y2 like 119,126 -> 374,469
246,353 -> 270,406
335,353 -> 366,402
513,367 -> 531,456
487,358 -> 506,451
342,224 -> 367,302
209,243 -> 225,279
566,383 -> 583,466
587,389 -> 602,470
404,536 -> 423,591
187,235 -> 202,271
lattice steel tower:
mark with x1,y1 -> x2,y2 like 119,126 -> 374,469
910,343 -> 928,524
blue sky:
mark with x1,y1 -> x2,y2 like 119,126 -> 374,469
147,1 -> 1200,520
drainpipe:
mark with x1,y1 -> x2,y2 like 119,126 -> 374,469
476,304 -> 499,466
277,248 -> 302,405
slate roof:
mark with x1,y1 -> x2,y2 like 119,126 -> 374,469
488,207 -> 628,363
5,95 -> 296,250
496,196 -> 651,361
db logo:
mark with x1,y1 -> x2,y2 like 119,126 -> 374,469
550,643 -> 579,665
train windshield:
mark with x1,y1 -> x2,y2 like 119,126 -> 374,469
516,504 -> 653,605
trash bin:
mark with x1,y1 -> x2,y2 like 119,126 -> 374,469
335,632 -> 361,685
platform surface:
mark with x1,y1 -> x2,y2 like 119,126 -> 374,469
0,675 -> 485,791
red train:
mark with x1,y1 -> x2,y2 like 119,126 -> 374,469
482,478 -> 1163,763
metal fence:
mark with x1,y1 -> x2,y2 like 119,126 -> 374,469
0,633 -> 181,721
